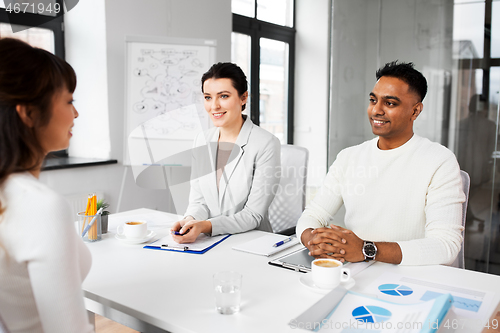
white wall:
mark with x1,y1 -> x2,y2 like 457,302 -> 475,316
294,0 -> 331,194
39,0 -> 232,215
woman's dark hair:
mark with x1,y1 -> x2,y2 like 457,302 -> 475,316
201,62 -> 248,110
0,38 -> 76,208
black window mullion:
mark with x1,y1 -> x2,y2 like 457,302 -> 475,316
53,0 -> 65,59
482,0 -> 492,102
251,1 -> 259,125
287,38 -> 295,144
259,21 -> 295,43
233,14 -> 254,34
251,28 -> 260,125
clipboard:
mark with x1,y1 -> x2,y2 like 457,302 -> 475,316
144,234 -> 231,254
268,247 -> 314,273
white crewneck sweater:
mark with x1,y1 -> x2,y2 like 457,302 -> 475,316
296,135 -> 465,265
0,172 -> 93,333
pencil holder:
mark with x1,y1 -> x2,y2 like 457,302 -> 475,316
78,211 -> 102,242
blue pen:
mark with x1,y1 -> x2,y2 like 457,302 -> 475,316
81,207 -> 103,238
273,237 -> 293,247
171,229 -> 190,236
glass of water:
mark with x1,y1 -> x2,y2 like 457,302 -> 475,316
213,271 -> 242,314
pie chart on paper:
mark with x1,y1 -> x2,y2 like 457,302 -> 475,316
352,305 -> 392,323
378,284 -> 414,296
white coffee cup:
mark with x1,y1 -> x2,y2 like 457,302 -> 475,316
311,258 -> 350,289
116,220 -> 148,239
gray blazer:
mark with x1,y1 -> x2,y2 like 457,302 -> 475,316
184,116 -> 281,235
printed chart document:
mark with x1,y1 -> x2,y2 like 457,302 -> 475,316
360,273 -> 495,319
359,273 -> 496,332
318,292 -> 452,333
144,233 -> 230,254
290,288 -> 453,333
232,234 -> 299,256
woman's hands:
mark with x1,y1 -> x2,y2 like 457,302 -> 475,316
171,216 -> 212,244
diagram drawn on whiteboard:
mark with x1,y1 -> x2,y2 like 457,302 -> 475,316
132,48 -> 202,134
130,44 -> 207,138
125,36 -> 216,166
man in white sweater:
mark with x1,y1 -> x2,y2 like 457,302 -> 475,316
296,61 -> 465,266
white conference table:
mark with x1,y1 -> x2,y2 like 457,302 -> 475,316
83,208 -> 500,333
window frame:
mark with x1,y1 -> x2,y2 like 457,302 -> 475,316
233,0 -> 296,144
0,0 -> 65,58
457,0 -> 500,102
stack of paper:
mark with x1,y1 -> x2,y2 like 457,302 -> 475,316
232,234 -> 299,256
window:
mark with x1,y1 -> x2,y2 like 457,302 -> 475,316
232,0 -> 295,144
453,0 -> 500,273
454,0 -> 500,112
0,0 -> 65,57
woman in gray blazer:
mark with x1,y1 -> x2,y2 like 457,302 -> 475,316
171,62 -> 281,243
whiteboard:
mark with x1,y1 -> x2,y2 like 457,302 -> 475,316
124,35 -> 216,167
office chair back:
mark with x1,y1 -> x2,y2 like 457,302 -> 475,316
451,170 -> 470,269
268,145 -> 309,235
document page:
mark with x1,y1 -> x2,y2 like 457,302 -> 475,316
360,273 -> 494,319
315,292 -> 449,333
358,273 -> 496,332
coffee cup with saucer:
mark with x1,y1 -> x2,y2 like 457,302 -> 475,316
300,259 -> 355,294
115,220 -> 156,244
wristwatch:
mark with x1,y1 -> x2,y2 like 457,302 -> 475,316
362,241 -> 377,261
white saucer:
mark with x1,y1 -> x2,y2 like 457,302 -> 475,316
300,273 -> 355,294
115,230 -> 156,244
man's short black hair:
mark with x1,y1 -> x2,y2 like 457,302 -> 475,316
376,61 -> 428,102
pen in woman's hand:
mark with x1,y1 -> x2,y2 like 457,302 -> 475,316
172,229 -> 190,236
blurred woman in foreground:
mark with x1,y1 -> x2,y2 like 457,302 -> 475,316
0,38 -> 93,332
